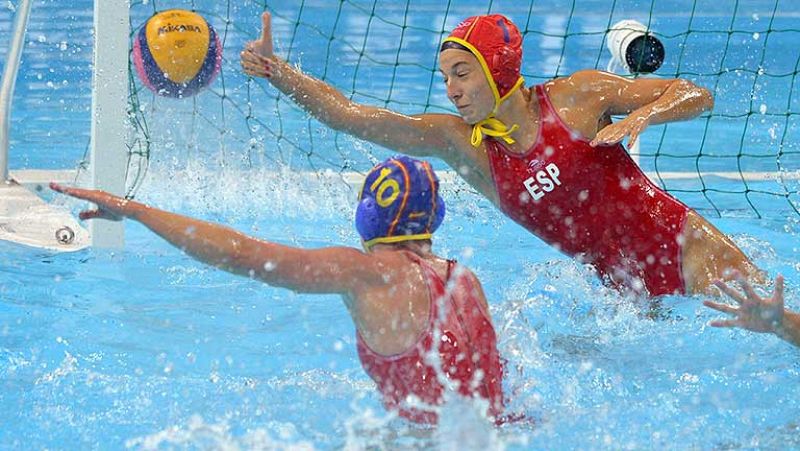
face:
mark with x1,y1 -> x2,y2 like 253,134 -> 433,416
438,49 -> 495,124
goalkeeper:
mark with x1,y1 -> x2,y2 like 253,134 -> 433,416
240,12 -> 762,297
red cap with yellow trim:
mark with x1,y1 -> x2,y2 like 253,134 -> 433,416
445,14 -> 523,100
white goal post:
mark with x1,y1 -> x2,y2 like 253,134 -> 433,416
0,0 -> 129,251
88,0 -> 129,249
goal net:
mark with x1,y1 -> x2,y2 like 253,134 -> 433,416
14,0 -> 798,220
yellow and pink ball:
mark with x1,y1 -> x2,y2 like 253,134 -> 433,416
133,9 -> 222,98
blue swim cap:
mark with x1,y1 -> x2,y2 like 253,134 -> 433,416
356,156 -> 446,249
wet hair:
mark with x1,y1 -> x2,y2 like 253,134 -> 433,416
440,41 -> 470,53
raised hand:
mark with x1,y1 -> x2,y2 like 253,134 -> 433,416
589,112 -> 649,149
240,12 -> 275,79
251,11 -> 273,58
50,182 -> 135,221
703,272 -> 785,334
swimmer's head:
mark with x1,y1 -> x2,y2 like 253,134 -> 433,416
440,14 -> 524,121
356,156 -> 445,250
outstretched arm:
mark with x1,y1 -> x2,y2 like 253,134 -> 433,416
239,12 -> 463,158
50,183 -> 383,295
566,70 -> 713,148
704,272 -> 800,348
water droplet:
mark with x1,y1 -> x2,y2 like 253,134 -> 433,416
768,124 -> 778,140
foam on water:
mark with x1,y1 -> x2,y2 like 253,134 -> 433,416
6,159 -> 793,449
125,415 -> 315,450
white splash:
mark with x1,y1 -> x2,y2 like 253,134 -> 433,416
35,351 -> 78,384
124,415 -> 315,450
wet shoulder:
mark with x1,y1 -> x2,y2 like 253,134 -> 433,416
542,73 -> 607,139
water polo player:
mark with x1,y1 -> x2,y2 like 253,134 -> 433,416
51,156 -> 506,424
240,12 -> 762,296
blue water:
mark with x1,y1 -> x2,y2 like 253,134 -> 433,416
2,0 -> 800,449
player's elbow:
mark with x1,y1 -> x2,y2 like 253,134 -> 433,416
700,85 -> 714,112
677,79 -> 714,112
692,82 -> 714,112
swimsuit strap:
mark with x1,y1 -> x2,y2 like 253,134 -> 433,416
534,84 -> 556,123
446,259 -> 457,282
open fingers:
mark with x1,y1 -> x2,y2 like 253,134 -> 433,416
713,279 -> 747,305
775,274 -> 785,300
79,209 -> 105,220
708,319 -> 739,328
735,273 -> 763,303
49,182 -> 68,194
50,181 -> 83,197
703,300 -> 739,316
79,209 -> 122,222
590,128 -> 623,147
50,182 -> 97,202
588,129 -> 607,147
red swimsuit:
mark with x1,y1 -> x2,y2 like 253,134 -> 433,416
356,253 -> 505,424
486,84 -> 690,296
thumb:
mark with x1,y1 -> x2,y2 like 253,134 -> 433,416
256,11 -> 273,57
774,274 -> 784,300
260,12 -> 271,40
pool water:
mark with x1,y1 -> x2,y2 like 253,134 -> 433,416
3,170 -> 800,449
2,0 -> 800,449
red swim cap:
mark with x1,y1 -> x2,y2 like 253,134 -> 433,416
444,14 -> 523,102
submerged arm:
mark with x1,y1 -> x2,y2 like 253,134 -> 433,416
50,184 -> 382,295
